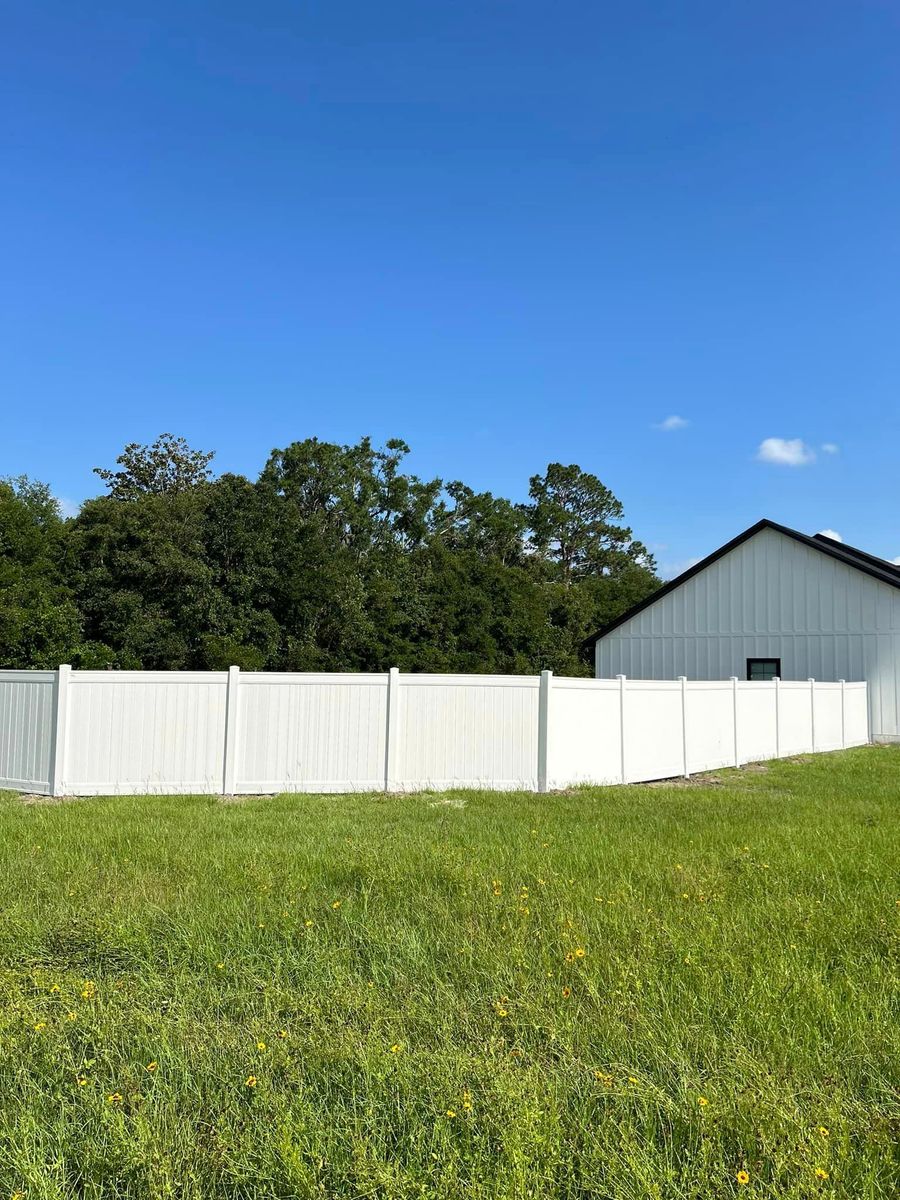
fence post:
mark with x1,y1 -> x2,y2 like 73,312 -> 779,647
537,670 -> 553,793
731,676 -> 740,768
385,667 -> 401,791
222,666 -> 240,794
679,676 -> 689,778
50,664 -> 72,797
809,678 -> 816,752
617,675 -> 627,784
773,676 -> 781,759
839,679 -> 846,748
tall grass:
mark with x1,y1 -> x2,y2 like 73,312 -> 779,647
0,747 -> 897,1198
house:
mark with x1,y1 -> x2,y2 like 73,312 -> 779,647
586,518 -> 900,741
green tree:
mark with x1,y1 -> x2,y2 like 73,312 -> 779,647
94,433 -> 215,500
0,478 -> 82,668
525,462 -> 656,585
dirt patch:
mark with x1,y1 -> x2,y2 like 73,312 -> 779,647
16,793 -> 70,806
645,774 -> 726,789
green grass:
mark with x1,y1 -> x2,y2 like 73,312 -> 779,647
0,748 -> 898,1199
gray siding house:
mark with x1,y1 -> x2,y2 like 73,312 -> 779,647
588,519 -> 900,741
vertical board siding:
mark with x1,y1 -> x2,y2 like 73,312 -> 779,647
237,674 -> 388,792
596,527 -> 900,739
0,671 -> 55,793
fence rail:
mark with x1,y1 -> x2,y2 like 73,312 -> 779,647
0,668 -> 869,797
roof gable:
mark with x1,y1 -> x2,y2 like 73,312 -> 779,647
586,518 -> 900,646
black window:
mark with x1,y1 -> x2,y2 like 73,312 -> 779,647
747,657 -> 781,682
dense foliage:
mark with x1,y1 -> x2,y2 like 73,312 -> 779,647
1,435 -> 660,674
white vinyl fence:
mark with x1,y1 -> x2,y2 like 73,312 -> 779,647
0,668 -> 869,798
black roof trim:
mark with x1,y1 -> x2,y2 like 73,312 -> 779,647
812,532 -> 900,581
584,518 -> 900,648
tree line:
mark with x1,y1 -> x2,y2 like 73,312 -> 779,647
0,434 -> 660,675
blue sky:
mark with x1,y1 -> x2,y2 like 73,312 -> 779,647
2,1 -> 898,575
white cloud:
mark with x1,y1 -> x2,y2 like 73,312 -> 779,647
654,415 -> 689,431
660,555 -> 702,580
817,529 -> 842,542
56,497 -> 81,519
892,557 -> 900,567
756,437 -> 816,467
821,443 -> 839,454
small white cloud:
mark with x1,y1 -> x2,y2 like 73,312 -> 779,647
892,556 -> 900,566
56,496 -> 81,518
821,443 -> 839,454
660,555 -> 702,580
756,437 -> 816,466
654,415 -> 689,431
817,529 -> 842,542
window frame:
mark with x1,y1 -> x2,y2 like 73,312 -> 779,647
746,657 -> 781,682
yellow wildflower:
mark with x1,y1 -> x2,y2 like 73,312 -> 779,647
390,1044 -> 401,1053
815,1169 -> 829,1180
736,1171 -> 749,1185
574,947 -> 586,958
332,900 -> 342,909
446,1109 -> 456,1117
107,1093 -> 123,1105
698,1095 -> 709,1106
257,1041 -> 266,1051
818,1126 -> 829,1137
146,1062 -> 158,1073
245,1075 -> 257,1088
561,986 -> 571,998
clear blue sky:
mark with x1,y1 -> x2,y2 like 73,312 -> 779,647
3,1 -> 898,574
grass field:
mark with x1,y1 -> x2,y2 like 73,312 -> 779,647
0,748 -> 897,1199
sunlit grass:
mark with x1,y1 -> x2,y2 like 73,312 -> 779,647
0,746 -> 897,1198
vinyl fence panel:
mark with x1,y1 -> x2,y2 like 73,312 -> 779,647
776,682 -> 815,757
0,671 -> 56,793
236,673 -> 389,793
547,678 -> 623,787
683,682 -> 737,773
622,680 -> 686,784
0,667 -> 871,797
63,672 -> 229,795
395,674 -> 539,790
842,682 -> 869,746
735,681 -> 778,765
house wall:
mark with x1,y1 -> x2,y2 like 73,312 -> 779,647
595,527 -> 900,739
